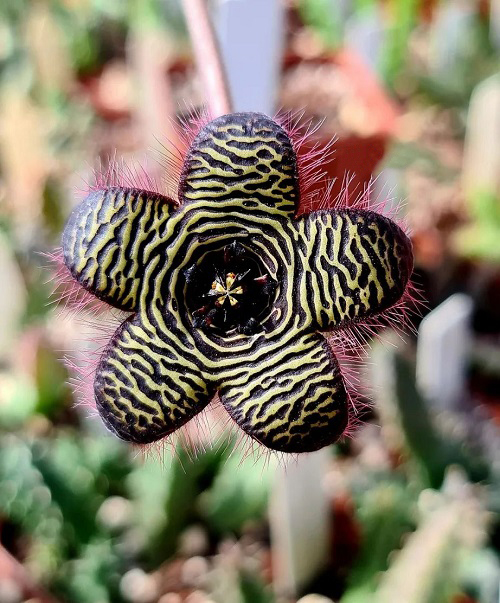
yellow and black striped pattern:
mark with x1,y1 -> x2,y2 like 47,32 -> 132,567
179,112 -> 298,214
295,209 -> 413,330
63,188 -> 175,311
63,113 -> 413,453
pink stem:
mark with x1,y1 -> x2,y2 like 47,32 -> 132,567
181,0 -> 233,117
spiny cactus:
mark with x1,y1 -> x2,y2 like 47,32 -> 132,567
372,342 -> 490,488
340,478 -> 417,603
373,471 -> 489,603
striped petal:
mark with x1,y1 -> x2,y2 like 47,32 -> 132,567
63,188 -> 175,311
94,317 -> 214,444
180,113 -> 299,216
294,210 -> 413,331
217,332 -> 348,453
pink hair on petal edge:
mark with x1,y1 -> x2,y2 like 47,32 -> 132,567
43,248 -> 126,424
47,107 -> 215,426
75,106 -> 213,210
278,109 -> 423,443
52,107 -> 420,460
275,109 -> 337,216
43,248 -> 113,320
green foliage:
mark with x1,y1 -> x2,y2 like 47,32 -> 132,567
54,540 -> 123,603
383,140 -> 459,182
20,257 -> 54,327
0,338 -> 69,427
340,476 -> 417,602
0,435 -> 65,576
380,0 -> 419,88
298,0 -> 343,49
240,570 -> 275,603
353,0 -> 376,11
460,548 -> 500,603
42,177 -> 66,241
372,483 -> 487,603
199,451 -> 275,535
0,433 -> 130,600
127,442 -> 274,565
34,340 -> 70,419
394,354 -> 490,488
131,444 -> 228,565
417,17 -> 497,109
31,436 -> 107,545
454,191 -> 500,263
0,375 -> 38,428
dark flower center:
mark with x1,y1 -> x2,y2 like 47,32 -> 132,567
184,241 -> 277,335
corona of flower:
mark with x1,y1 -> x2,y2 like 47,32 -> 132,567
62,112 -> 413,453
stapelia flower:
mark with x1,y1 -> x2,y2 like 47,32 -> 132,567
62,112 -> 413,453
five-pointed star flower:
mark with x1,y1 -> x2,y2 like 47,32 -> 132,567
62,112 -> 413,453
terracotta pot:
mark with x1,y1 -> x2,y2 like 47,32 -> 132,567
281,48 -> 400,209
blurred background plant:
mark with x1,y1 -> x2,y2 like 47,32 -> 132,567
0,0 -> 499,602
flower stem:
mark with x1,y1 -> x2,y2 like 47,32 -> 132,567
181,0 -> 233,117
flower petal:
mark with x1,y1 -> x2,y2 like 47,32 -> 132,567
180,113 -> 299,216
94,317 -> 214,444
218,331 -> 348,453
294,210 -> 413,330
63,187 -> 176,311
